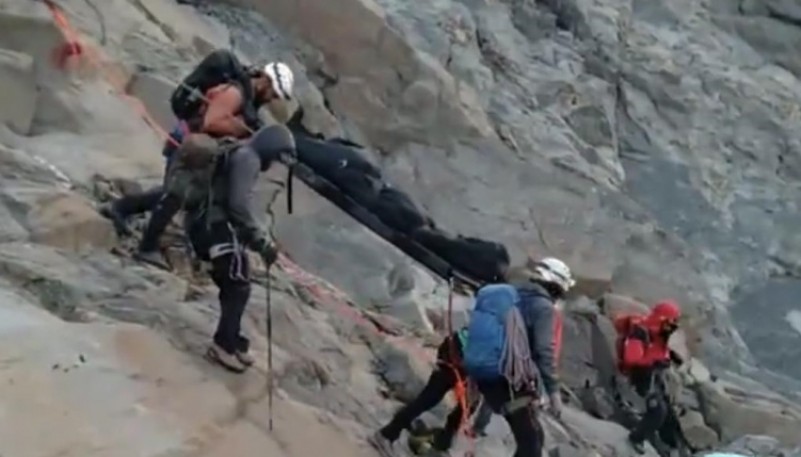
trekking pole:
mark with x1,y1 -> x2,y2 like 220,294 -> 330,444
266,267 -> 274,431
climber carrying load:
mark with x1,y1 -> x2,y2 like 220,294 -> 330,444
100,49 -> 295,268
170,124 -> 296,373
461,258 -> 574,457
614,300 -> 685,456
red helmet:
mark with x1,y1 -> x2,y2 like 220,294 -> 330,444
649,300 -> 681,324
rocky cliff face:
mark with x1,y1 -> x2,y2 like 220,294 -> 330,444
2,0 -> 801,455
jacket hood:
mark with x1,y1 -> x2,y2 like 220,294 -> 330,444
646,300 -> 681,326
513,281 -> 553,301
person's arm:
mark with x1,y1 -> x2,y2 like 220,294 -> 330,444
525,296 -> 559,396
225,146 -> 267,248
201,85 -> 250,138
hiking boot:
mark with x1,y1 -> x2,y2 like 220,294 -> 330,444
205,344 -> 248,373
628,434 -> 646,455
368,430 -> 396,457
133,250 -> 170,270
407,433 -> 433,456
99,203 -> 132,237
235,350 -> 255,367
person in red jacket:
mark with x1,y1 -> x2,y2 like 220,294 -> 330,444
614,300 -> 683,455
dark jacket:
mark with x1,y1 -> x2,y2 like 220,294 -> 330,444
514,282 -> 559,396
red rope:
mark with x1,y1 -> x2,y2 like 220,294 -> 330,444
43,0 -> 181,148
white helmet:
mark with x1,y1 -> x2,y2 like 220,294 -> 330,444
263,62 -> 294,100
532,257 -> 575,294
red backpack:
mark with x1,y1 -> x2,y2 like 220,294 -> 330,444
613,314 -> 651,374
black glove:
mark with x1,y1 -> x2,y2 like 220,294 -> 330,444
654,360 -> 671,370
669,349 -> 684,366
254,238 -> 278,267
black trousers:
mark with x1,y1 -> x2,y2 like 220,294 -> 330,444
188,221 -> 252,354
379,363 -> 464,450
380,334 -> 469,450
478,380 -> 543,457
112,138 -> 182,251
629,369 -> 669,445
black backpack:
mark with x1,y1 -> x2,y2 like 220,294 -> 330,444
170,49 -> 261,130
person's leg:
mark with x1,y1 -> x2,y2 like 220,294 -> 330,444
432,403 -> 463,451
136,192 -> 183,256
100,186 -> 164,236
379,365 -> 457,442
471,397 -> 493,436
478,381 -> 541,457
206,223 -> 252,372
630,384 -> 669,446
505,401 -> 544,457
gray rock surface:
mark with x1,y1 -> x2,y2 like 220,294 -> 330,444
0,0 -> 801,455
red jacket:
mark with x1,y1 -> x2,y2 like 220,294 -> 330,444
614,301 -> 680,371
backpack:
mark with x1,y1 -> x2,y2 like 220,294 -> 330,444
170,49 -> 260,129
163,133 -> 237,208
463,284 -> 529,381
613,315 -> 650,373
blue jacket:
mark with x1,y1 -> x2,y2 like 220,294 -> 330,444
515,282 -> 559,396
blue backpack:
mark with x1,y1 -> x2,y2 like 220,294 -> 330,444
463,284 -> 522,380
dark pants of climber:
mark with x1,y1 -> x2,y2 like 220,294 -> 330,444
629,368 -> 669,446
188,221 -> 252,354
379,362 -> 465,451
103,124 -> 183,240
478,380 -> 543,457
138,189 -> 183,253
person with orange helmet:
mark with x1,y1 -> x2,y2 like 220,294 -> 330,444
613,300 -> 684,455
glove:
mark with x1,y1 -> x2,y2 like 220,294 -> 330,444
548,392 -> 563,419
254,238 -> 278,267
669,349 -> 685,366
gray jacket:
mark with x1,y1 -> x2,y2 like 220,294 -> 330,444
514,281 -> 559,396
204,141 -> 277,248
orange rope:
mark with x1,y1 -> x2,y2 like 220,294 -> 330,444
444,275 -> 475,457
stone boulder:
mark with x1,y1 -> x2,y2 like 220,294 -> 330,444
225,0 -> 494,149
125,71 -> 177,132
0,144 -> 116,251
697,378 -> 801,446
677,409 -> 718,451
720,434 -> 801,457
0,48 -> 36,134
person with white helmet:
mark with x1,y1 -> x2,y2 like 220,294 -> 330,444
101,51 -> 296,269
458,256 -> 575,457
